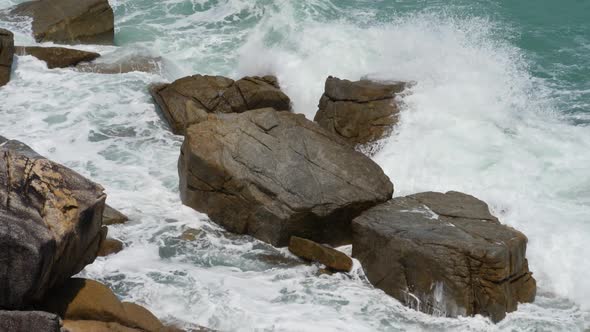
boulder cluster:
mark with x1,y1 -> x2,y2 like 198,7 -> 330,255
1,0 -> 537,328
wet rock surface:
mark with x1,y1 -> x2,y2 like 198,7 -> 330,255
352,191 -> 536,322
150,75 -> 291,135
179,108 -> 393,247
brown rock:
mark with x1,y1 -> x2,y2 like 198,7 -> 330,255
0,28 -> 14,87
314,76 -> 406,152
179,228 -> 203,241
39,278 -> 165,332
15,46 -> 100,68
352,191 -> 536,322
103,204 -> 129,225
288,236 -> 353,272
179,108 -> 393,247
150,75 -> 291,135
10,0 -> 114,45
0,139 -> 106,309
97,238 -> 124,256
63,320 -> 142,332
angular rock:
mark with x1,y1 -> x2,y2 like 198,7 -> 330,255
15,46 -> 100,69
0,139 -> 106,309
150,75 -> 291,135
97,238 -> 123,256
314,76 -> 406,151
0,29 -> 14,87
352,191 -> 536,322
40,278 -> 165,332
10,0 -> 114,45
103,204 -> 129,225
75,55 -> 162,74
0,310 -> 61,332
179,108 -> 393,247
288,236 -> 353,272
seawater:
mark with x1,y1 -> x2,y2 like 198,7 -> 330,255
1,0 -> 589,331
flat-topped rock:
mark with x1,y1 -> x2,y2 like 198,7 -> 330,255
352,191 -> 536,322
15,46 -> 100,68
0,29 -> 14,87
314,76 -> 406,152
150,75 -> 291,135
10,0 -> 114,45
0,139 -> 106,308
180,108 -> 393,247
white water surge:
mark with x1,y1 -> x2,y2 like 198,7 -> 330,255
1,0 -> 589,331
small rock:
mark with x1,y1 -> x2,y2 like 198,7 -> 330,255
150,75 -> 291,135
39,278 -> 165,332
288,236 -> 353,272
179,228 -> 203,241
0,29 -> 14,87
9,0 -> 114,45
15,46 -> 100,68
352,191 -> 537,322
314,76 -> 406,152
0,310 -> 61,332
103,204 -> 129,225
97,238 -> 124,256
75,56 -> 162,74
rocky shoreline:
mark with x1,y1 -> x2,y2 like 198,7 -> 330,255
0,0 -> 537,330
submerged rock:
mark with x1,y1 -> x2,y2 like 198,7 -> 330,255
0,310 -> 61,332
288,236 -> 353,272
62,320 -> 141,332
102,204 -> 129,225
150,75 -> 291,135
314,76 -> 406,153
179,108 -> 393,247
0,139 -> 106,309
10,0 -> 114,45
352,191 -> 536,322
39,278 -> 165,332
0,29 -> 14,87
75,55 -> 162,74
15,46 -> 100,69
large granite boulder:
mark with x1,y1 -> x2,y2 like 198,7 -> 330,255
10,0 -> 114,45
39,278 -> 165,332
0,29 -> 14,87
15,46 -> 100,69
179,108 -> 393,247
150,75 -> 291,135
0,310 -> 61,332
314,76 -> 406,152
0,139 -> 107,308
352,191 -> 536,322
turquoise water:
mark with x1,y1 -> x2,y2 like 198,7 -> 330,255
1,0 -> 590,331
